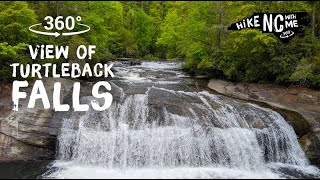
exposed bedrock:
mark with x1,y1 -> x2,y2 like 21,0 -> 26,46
208,79 -> 320,166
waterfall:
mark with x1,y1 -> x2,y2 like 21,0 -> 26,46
43,62 -> 319,179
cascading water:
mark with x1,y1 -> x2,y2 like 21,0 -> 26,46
43,61 -> 320,179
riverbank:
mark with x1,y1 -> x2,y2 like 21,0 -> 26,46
207,79 -> 320,166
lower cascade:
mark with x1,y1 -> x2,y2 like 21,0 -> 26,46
43,62 -> 320,179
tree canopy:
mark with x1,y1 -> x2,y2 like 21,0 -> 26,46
0,1 -> 319,89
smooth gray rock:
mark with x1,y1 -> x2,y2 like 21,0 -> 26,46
0,78 -> 74,161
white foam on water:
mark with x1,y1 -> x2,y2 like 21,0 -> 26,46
44,161 -> 283,179
44,62 -> 320,179
136,61 -> 182,70
154,81 -> 180,84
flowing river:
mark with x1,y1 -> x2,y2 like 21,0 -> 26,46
35,61 -> 320,179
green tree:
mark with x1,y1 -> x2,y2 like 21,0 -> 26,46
132,8 -> 156,56
0,2 -> 38,82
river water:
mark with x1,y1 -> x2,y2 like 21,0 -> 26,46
4,61 -> 319,179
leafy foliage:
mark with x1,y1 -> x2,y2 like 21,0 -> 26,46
0,1 -> 319,89
0,2 -> 37,82
158,1 -> 320,88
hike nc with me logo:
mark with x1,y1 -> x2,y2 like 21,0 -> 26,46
228,12 -> 308,43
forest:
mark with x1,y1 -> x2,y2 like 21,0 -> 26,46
0,1 -> 320,89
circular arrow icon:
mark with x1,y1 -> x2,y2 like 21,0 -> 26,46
280,30 -> 294,39
29,22 -> 90,37
61,23 -> 90,36
29,23 -> 60,37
